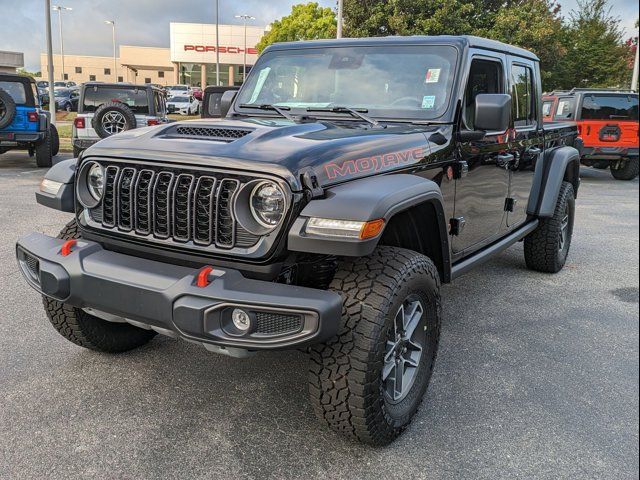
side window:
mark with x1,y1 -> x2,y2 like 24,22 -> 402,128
555,97 -> 575,119
511,64 -> 535,127
463,59 -> 503,130
542,101 -> 553,118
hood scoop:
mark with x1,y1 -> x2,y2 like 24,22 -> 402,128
166,125 -> 254,143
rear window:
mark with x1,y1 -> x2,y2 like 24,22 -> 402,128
555,97 -> 575,119
542,100 -> 553,117
171,96 -> 189,102
0,81 -> 27,104
82,86 -> 150,114
581,94 -> 638,121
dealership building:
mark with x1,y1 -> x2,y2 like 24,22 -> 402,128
40,22 -> 265,86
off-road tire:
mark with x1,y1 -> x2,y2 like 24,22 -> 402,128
41,220 -> 157,352
34,125 -> 54,168
50,124 -> 59,157
610,158 -> 639,181
309,246 -> 441,446
91,101 -> 137,139
524,181 -> 575,273
0,88 -> 16,129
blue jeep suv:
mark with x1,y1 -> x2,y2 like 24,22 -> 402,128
0,73 -> 59,167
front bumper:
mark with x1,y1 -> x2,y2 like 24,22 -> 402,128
581,146 -> 639,160
16,232 -> 341,354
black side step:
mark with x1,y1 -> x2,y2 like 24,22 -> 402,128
451,220 -> 539,280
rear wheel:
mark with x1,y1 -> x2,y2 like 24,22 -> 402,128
42,220 -> 157,352
34,125 -> 54,168
309,246 -> 441,446
50,124 -> 59,157
524,181 -> 575,273
610,158 -> 639,181
73,146 -> 83,158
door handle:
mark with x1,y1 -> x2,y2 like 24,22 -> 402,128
496,154 -> 515,168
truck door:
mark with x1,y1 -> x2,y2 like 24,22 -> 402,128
506,60 -> 542,229
452,55 -> 510,255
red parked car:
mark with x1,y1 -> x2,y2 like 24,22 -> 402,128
192,86 -> 203,101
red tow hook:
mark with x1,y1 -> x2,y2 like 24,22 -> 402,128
196,266 -> 215,288
60,239 -> 78,257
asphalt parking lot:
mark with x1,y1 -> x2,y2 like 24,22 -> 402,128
1,151 -> 638,479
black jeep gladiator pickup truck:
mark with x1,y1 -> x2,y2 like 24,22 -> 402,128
17,36 -> 580,446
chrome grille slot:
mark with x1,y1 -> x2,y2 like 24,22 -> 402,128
102,166 -> 120,228
153,172 -> 175,239
134,170 -> 155,235
215,179 -> 239,248
89,162 -> 266,252
193,176 -> 216,245
172,174 -> 195,242
117,168 -> 137,231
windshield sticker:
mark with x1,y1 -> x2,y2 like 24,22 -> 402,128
425,68 -> 441,83
248,67 -> 271,104
421,96 -> 436,109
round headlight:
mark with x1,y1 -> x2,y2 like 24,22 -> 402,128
87,163 -> 104,201
250,181 -> 285,228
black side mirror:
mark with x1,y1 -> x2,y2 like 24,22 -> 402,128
220,90 -> 238,118
474,94 -> 511,133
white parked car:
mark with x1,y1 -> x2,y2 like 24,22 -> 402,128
165,85 -> 191,98
167,95 -> 200,115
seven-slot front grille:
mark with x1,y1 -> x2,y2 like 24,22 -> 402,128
90,163 -> 260,250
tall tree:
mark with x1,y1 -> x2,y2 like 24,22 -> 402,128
484,0 -> 567,90
558,0 -> 630,88
256,2 -> 336,53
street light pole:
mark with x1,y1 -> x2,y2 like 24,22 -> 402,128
632,37 -> 639,91
215,0 -> 220,86
235,14 -> 255,83
105,20 -> 117,81
45,0 -> 56,125
337,0 -> 343,39
52,6 -> 72,81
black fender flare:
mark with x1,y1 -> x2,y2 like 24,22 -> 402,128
527,146 -> 580,218
35,158 -> 77,213
288,173 -> 451,277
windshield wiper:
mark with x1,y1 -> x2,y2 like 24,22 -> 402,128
238,103 -> 297,122
306,106 -> 384,128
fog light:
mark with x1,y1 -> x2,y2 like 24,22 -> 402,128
232,308 -> 252,331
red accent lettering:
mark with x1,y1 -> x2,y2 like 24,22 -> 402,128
325,160 -> 357,180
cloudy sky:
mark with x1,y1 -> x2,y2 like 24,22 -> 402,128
1,0 -> 638,71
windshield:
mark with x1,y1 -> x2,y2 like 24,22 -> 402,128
171,86 -> 188,91
170,96 -> 189,102
236,45 -> 458,121
581,94 -> 638,120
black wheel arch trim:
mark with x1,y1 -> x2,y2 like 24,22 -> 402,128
288,173 -> 452,282
527,145 -> 580,218
35,158 -> 77,213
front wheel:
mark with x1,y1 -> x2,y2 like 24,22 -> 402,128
309,246 -> 441,446
524,181 -> 575,273
42,220 -> 156,352
610,158 -> 639,181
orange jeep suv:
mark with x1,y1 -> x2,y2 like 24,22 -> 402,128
543,89 -> 638,180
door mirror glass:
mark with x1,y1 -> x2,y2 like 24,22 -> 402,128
474,94 -> 511,133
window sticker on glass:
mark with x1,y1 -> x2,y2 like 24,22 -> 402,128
422,95 -> 436,109
425,68 -> 441,83
248,67 -> 272,104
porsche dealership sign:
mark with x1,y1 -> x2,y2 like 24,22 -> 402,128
170,22 -> 263,65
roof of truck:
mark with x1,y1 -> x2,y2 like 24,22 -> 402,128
264,35 -> 539,61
